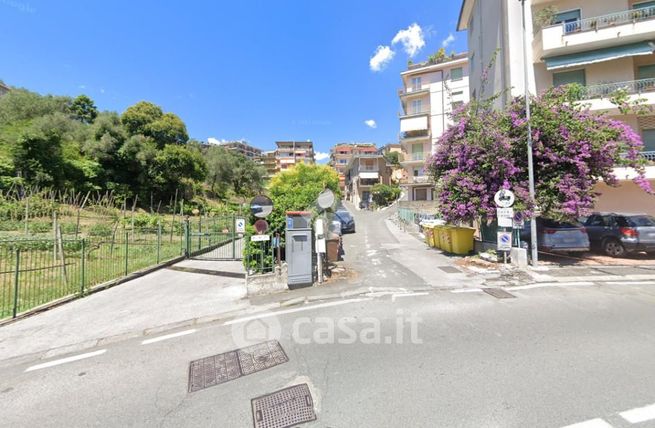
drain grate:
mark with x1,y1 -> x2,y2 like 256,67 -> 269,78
483,288 -> 516,299
252,384 -> 317,428
188,340 -> 288,393
437,266 -> 461,274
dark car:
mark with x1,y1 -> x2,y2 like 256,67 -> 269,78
335,210 -> 355,233
520,218 -> 590,253
583,213 -> 655,257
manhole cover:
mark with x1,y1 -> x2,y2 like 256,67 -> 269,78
437,266 -> 461,274
188,340 -> 288,393
252,384 -> 317,428
483,288 -> 516,299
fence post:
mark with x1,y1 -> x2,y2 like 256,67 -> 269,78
157,221 -> 161,264
198,216 -> 202,251
124,231 -> 129,276
80,239 -> 86,295
12,248 -> 20,318
231,213 -> 236,260
184,217 -> 190,257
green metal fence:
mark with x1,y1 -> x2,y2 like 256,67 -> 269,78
0,224 -> 187,321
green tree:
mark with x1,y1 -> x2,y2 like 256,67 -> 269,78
205,146 -> 265,198
121,101 -> 188,147
68,94 -> 98,124
150,144 -> 207,198
0,88 -> 70,125
383,151 -> 401,167
371,183 -> 401,207
121,101 -> 163,136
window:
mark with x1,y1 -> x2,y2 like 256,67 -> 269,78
451,67 -> 463,81
638,64 -> 655,80
338,159 -> 347,164
451,90 -> 463,97
413,168 -> 420,177
553,69 -> 586,87
585,215 -> 606,227
642,129 -> 655,151
412,144 -> 424,161
411,99 -> 423,114
554,9 -> 581,33
411,77 -> 422,91
414,188 -> 428,201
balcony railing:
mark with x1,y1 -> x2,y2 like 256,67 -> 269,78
579,78 -> 655,99
399,110 -> 430,118
401,152 -> 428,162
641,151 -> 655,161
400,130 -> 430,140
398,87 -> 429,96
553,7 -> 655,35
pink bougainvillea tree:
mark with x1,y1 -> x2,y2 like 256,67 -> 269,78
427,85 -> 652,224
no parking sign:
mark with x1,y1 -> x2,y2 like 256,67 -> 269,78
235,218 -> 246,234
497,231 -> 512,251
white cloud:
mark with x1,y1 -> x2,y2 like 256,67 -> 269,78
99,88 -> 105,94
315,151 -> 330,162
207,137 -> 230,145
364,119 -> 377,129
442,33 -> 455,48
369,45 -> 395,72
391,23 -> 425,57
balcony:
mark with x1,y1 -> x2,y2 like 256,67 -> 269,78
571,78 -> 655,111
398,87 -> 430,98
538,7 -> 655,58
400,112 -> 429,133
400,152 -> 430,165
400,130 -> 430,143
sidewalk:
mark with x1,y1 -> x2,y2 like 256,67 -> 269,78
0,259 -> 251,365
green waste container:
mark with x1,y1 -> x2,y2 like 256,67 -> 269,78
450,226 -> 476,255
439,226 -> 454,253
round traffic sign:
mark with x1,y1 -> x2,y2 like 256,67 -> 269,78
254,219 -> 269,234
317,189 -> 335,211
250,195 -> 273,218
494,189 -> 515,208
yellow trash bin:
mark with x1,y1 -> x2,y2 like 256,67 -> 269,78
432,225 -> 442,249
450,226 -> 476,255
424,226 -> 434,247
439,226 -> 454,253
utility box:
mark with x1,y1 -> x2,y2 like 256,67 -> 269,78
286,211 -> 313,289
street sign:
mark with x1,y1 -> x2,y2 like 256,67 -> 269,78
235,218 -> 246,234
497,207 -> 514,228
250,195 -> 273,218
494,189 -> 515,208
254,219 -> 269,234
497,231 -> 512,251
512,212 -> 524,229
251,234 -> 270,242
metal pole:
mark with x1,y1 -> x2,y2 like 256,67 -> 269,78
12,249 -> 20,318
231,214 -> 236,260
80,239 -> 86,295
521,0 -> 539,267
157,221 -> 161,264
124,231 -> 129,276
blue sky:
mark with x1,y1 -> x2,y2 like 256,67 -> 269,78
0,0 -> 466,162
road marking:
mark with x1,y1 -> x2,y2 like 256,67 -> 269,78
25,349 -> 107,372
605,281 -> 655,286
619,402 -> 655,424
224,298 -> 371,325
560,418 -> 613,428
510,282 -> 594,291
391,292 -> 429,301
141,329 -> 197,345
451,288 -> 483,293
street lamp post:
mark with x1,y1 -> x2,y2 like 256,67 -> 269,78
520,0 -> 539,267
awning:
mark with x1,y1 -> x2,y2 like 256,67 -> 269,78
400,115 -> 428,132
545,41 -> 655,71
360,172 -> 379,179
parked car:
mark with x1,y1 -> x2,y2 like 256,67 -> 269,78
583,212 -> 655,257
520,218 -> 590,253
335,209 -> 355,233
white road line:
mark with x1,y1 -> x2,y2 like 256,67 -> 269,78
391,292 -> 429,301
619,402 -> 655,424
560,418 -> 614,428
141,329 -> 197,345
224,298 -> 371,325
605,281 -> 655,286
25,349 -> 107,372
509,281 -> 594,291
451,288 -> 483,293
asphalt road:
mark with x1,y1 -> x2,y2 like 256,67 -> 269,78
2,208 -> 655,427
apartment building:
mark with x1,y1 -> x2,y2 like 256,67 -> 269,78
0,82 -> 9,97
261,150 -> 277,179
275,140 -> 315,172
378,143 -> 406,184
458,0 -> 655,213
398,54 -> 470,201
210,140 -> 262,160
329,143 -> 378,192
345,155 -> 392,208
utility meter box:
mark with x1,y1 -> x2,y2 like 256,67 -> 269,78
285,211 -> 313,289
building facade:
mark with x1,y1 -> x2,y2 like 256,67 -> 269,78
275,141 -> 315,172
398,54 -> 470,201
329,143 -> 378,192
261,150 -> 277,179
345,155 -> 392,208
458,0 -> 655,213
0,82 -> 9,97
210,140 -> 262,160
